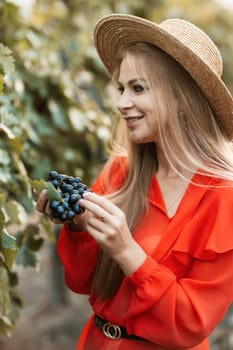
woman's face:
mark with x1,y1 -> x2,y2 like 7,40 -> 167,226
116,55 -> 168,144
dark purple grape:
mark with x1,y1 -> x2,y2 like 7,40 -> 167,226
57,174 -> 65,181
60,212 -> 68,221
78,188 -> 85,196
51,179 -> 59,188
72,182 -> 81,190
48,170 -> 58,180
59,182 -> 67,192
72,204 -> 82,214
63,184 -> 74,193
49,200 -> 60,210
70,189 -> 79,195
56,205 -> 65,215
65,176 -> 74,184
69,193 -> 81,204
67,210 -> 75,220
62,193 -> 70,201
62,201 -> 69,210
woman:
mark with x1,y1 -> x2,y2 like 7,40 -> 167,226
36,14 -> 233,350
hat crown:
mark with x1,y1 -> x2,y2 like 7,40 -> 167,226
160,19 -> 223,77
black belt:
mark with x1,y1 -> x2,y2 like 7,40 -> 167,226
94,315 -> 145,341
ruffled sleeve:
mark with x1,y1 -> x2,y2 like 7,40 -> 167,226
123,183 -> 233,348
57,156 -> 128,294
57,225 -> 99,294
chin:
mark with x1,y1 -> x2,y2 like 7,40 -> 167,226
129,130 -> 154,143
131,136 -> 152,144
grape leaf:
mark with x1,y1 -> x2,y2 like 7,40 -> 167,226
0,267 -> 11,314
0,210 -> 5,231
1,231 -> 17,269
4,200 -> 27,225
15,244 -> 38,268
2,231 -> 17,251
0,193 -> 6,208
0,44 -> 15,74
3,248 -> 18,270
44,181 -> 61,201
30,179 -> 46,200
0,315 -> 12,335
9,137 -> 23,155
30,179 -> 61,201
0,74 -> 3,94
23,224 -> 44,252
0,125 -> 24,162
40,215 -> 56,242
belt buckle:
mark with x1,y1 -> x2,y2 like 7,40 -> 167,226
102,322 -> 122,340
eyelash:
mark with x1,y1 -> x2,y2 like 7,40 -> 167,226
118,84 -> 145,95
134,84 -> 144,92
118,86 -> 124,94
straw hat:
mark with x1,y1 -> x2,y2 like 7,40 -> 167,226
94,14 -> 233,139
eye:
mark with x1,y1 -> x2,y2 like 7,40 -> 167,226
133,84 -> 144,93
117,86 -> 124,95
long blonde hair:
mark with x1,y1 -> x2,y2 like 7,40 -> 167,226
91,43 -> 233,299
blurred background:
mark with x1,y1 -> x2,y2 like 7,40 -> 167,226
0,0 -> 232,349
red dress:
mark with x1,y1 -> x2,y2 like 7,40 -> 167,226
57,157 -> 233,349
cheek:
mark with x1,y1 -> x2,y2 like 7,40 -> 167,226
150,97 -> 170,127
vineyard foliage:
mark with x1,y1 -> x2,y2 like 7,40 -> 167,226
0,0 -> 232,336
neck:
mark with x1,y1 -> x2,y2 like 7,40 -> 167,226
156,146 -> 178,179
156,143 -> 193,181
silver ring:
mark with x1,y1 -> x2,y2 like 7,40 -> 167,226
100,210 -> 108,221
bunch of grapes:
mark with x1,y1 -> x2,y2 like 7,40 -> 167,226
48,170 -> 91,222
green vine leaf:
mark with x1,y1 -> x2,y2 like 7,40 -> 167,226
0,210 -> 6,231
45,181 -> 62,201
0,44 -> 15,75
30,179 -> 46,200
15,244 -> 38,268
1,231 -> 18,269
0,193 -> 6,209
30,179 -> 61,201
4,200 -> 27,225
0,74 -> 3,94
2,248 -> 18,270
2,231 -> 17,251
22,224 -> 44,252
40,216 -> 56,242
0,123 -> 23,154
0,266 -> 11,318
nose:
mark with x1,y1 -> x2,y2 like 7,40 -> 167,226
116,91 -> 134,113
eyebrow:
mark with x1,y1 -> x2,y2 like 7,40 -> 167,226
117,78 -> 147,85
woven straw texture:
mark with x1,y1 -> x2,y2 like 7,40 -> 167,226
94,14 -> 233,139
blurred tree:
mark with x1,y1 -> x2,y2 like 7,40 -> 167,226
0,0 -> 232,338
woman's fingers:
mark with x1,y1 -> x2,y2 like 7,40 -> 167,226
36,189 -> 48,213
80,192 -> 120,218
35,190 -> 55,219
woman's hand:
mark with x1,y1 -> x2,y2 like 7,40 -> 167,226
35,189 -> 87,230
79,192 -> 147,275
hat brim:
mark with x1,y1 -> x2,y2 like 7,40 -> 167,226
94,14 -> 233,139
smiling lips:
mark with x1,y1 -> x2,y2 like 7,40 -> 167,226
124,116 -> 144,127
